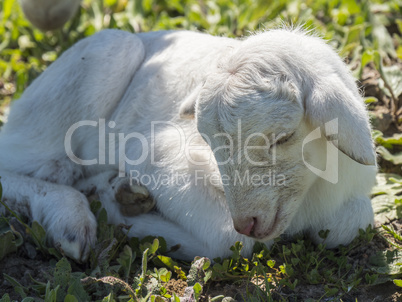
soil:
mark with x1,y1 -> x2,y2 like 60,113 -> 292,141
0,253 -> 53,300
165,279 -> 188,297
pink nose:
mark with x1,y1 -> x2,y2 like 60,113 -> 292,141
233,217 -> 256,236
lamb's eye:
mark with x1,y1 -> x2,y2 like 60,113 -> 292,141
273,132 -> 295,146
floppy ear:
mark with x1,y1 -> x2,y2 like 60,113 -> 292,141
304,73 -> 376,166
179,84 -> 203,119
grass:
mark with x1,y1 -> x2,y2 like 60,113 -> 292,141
0,198 -> 388,301
0,0 -> 402,300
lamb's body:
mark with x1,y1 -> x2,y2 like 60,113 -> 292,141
0,29 -> 376,261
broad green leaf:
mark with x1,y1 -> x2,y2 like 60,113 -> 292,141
117,245 -> 135,280
154,255 -> 178,270
97,208 -> 108,225
151,295 -> 165,302
157,236 -> 168,254
0,231 -> 18,260
149,238 -> 159,255
64,295 -> 78,302
54,258 -> 72,301
371,14 -> 396,58
45,282 -> 60,302
172,293 -> 181,302
67,277 -> 90,302
306,268 -> 321,284
0,293 -> 11,302
267,259 -> 276,268
204,270 -> 212,284
372,173 -> 402,196
202,258 -> 211,270
160,270 -> 171,283
90,200 -> 102,215
371,195 -> 398,224
187,257 -> 211,286
101,294 -> 113,302
364,96 -> 378,104
28,221 -> 47,250
193,282 -> 202,300
141,248 -> 149,281
174,265 -> 187,281
376,146 -> 402,165
3,273 -> 28,298
324,286 -> 338,297
140,236 -> 160,254
47,247 -> 62,259
369,250 -> 402,275
375,132 -> 402,149
378,65 -> 402,99
382,225 -> 402,241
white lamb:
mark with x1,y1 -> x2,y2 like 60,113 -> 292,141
0,28 -> 376,262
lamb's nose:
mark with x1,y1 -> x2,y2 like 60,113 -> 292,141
233,217 -> 256,236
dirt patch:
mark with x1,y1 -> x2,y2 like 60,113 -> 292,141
359,282 -> 402,302
165,278 -> 188,297
203,280 -> 258,301
0,253 -> 52,299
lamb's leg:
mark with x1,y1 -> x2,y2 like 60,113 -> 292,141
124,213 -> 220,261
113,176 -> 155,216
0,170 -> 97,262
307,196 -> 374,248
73,171 -> 155,223
73,173 -> 207,260
0,30 -> 147,262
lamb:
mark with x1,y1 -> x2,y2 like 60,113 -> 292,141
0,28 -> 377,262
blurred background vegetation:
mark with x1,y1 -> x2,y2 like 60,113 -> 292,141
1,0 -> 401,163
0,0 -> 401,101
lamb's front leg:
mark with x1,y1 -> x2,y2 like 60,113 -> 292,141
73,171 -> 155,224
74,172 -> 208,259
0,170 -> 97,262
124,213 -> 226,261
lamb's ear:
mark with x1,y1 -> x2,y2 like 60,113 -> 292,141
179,85 -> 204,119
305,74 -> 376,166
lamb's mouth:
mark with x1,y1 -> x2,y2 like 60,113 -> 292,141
252,207 -> 284,240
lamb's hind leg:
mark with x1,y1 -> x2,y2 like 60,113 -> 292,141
0,170 -> 97,262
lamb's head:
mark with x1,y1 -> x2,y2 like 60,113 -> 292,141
194,56 -> 318,240
180,29 -> 376,241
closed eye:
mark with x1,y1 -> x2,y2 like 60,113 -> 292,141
273,131 -> 295,146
